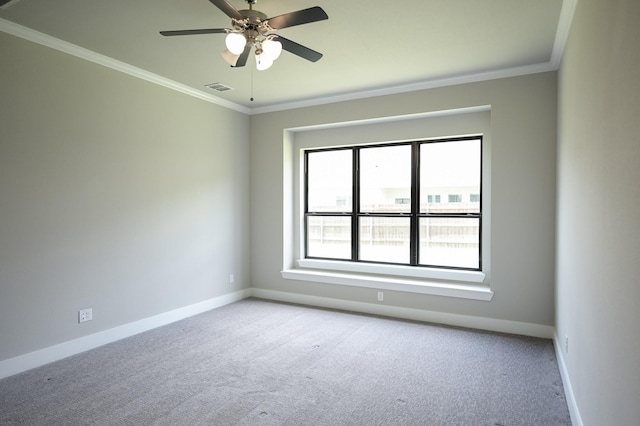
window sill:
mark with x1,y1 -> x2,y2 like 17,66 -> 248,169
282,260 -> 493,301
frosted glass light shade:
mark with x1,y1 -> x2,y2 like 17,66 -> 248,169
221,49 -> 240,66
262,39 -> 282,61
225,33 -> 246,55
256,53 -> 273,71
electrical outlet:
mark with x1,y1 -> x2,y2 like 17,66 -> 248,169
229,274 -> 234,284
79,308 -> 93,323
565,335 -> 569,353
377,291 -> 384,302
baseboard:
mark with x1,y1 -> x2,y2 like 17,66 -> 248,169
250,288 -> 555,339
0,289 -> 251,380
0,287 -> 559,381
554,334 -> 583,426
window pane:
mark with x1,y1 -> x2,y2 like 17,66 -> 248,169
307,150 -> 352,212
419,217 -> 480,269
360,145 -> 411,213
421,140 -> 480,213
307,216 -> 351,259
359,216 -> 410,264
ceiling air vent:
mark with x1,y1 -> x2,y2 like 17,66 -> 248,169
205,82 -> 233,92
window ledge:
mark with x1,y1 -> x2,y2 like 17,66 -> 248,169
282,260 -> 493,301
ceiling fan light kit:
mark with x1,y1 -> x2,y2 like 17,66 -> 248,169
221,48 -> 241,66
262,38 -> 282,60
225,32 -> 247,55
160,0 -> 328,71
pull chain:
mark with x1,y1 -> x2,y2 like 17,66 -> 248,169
250,64 -> 254,102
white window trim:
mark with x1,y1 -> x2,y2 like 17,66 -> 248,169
282,107 -> 493,302
284,259 -> 491,301
282,267 -> 492,301
297,258 -> 486,282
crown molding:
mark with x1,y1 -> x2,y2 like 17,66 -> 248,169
251,0 -> 579,115
249,61 -> 557,115
1,0 -> 578,116
0,18 -> 251,114
551,0 -> 579,68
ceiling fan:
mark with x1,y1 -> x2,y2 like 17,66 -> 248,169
160,0 -> 328,71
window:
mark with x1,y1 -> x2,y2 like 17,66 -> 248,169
304,136 -> 482,271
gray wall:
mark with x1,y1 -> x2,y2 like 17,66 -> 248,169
0,32 -> 251,362
556,0 -> 640,424
3,1 -> 638,419
250,72 -> 557,327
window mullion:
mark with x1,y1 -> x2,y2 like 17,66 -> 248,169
303,151 -> 309,259
410,141 -> 419,266
352,147 -> 359,262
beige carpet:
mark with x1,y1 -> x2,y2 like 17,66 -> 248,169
0,298 -> 571,425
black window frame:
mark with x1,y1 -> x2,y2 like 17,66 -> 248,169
304,136 -> 482,271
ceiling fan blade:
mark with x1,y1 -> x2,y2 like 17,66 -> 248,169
232,45 -> 252,68
276,36 -> 323,62
160,28 -> 227,36
209,0 -> 244,20
267,6 -> 328,30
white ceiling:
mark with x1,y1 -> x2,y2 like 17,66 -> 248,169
0,0 -> 570,113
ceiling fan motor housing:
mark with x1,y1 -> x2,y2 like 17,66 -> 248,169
236,9 -> 268,29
